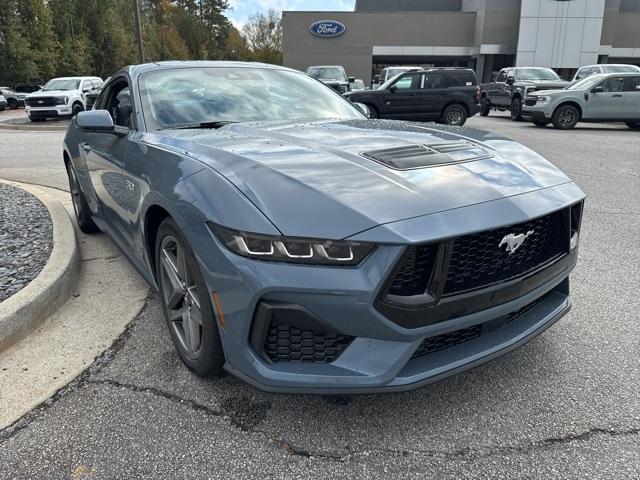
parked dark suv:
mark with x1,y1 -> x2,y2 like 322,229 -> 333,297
345,68 -> 480,126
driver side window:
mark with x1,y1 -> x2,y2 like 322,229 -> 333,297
393,73 -> 419,91
496,71 -> 506,83
601,77 -> 624,92
105,81 -> 133,129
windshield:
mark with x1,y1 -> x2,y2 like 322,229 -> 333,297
386,68 -> 415,79
139,67 -> 364,131
567,74 -> 606,90
603,65 -> 639,73
517,68 -> 561,81
43,79 -> 80,91
306,67 -> 347,82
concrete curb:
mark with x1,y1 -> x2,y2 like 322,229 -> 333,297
0,180 -> 81,351
0,121 -> 68,132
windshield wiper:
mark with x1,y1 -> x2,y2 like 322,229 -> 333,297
164,120 -> 238,130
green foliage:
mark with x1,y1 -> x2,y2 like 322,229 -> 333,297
0,0 -> 283,86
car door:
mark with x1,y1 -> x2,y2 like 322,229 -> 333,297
82,76 -> 140,253
381,73 -> 421,118
585,76 -> 625,119
414,72 -> 447,119
493,69 -> 511,106
622,76 -> 640,119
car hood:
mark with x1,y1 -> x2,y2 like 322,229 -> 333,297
27,90 -> 76,97
147,120 -> 572,239
520,80 -> 569,89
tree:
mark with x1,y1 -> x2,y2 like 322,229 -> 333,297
222,27 -> 250,61
242,9 -> 282,65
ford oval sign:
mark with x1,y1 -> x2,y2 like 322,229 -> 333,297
309,20 -> 346,38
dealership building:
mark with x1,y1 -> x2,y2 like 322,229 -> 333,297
283,0 -> 640,85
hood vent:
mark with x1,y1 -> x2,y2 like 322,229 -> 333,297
362,142 -> 493,170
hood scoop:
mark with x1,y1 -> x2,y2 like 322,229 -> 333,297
362,142 -> 493,170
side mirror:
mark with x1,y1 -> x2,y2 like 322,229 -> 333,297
353,102 -> 371,118
506,76 -> 515,85
389,85 -> 398,93
348,76 -> 355,83
76,110 -> 114,131
592,85 -> 604,93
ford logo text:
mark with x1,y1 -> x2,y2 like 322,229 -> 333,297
309,20 -> 346,38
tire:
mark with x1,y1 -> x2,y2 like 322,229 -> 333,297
72,103 -> 84,117
367,104 -> 379,119
552,104 -> 580,130
625,121 -> 640,130
479,96 -> 490,116
533,120 -> 550,128
66,162 -> 99,234
7,99 -> 18,110
30,117 -> 45,123
510,97 -> 522,121
441,104 -> 468,126
155,217 -> 225,377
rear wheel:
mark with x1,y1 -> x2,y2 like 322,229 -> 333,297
441,104 -> 468,126
510,97 -> 522,121
66,162 -> 99,234
625,121 -> 640,130
552,105 -> 580,130
479,96 -> 490,116
156,218 -> 225,377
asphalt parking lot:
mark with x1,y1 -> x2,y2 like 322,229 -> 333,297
0,112 -> 638,479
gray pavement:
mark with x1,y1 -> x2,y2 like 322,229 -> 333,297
0,113 -> 638,478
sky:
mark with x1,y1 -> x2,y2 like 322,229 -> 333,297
226,0 -> 355,28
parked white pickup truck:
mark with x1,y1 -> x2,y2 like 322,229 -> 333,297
25,76 -> 103,122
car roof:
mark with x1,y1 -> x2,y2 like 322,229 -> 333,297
580,64 -> 639,68
117,61 -> 296,80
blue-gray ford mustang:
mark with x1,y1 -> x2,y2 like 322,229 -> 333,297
63,61 -> 585,393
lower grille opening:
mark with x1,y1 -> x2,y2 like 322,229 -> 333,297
264,323 -> 354,364
411,293 -> 547,359
251,301 -> 355,365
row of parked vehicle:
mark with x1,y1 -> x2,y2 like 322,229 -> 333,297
0,77 -> 104,122
307,62 -> 640,130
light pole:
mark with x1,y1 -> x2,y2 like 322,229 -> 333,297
133,0 -> 145,63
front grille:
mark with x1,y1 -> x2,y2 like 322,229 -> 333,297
443,212 -> 565,295
264,323 -> 354,364
525,98 -> 537,107
26,97 -> 57,107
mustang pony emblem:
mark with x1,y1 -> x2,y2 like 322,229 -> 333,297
499,230 -> 534,254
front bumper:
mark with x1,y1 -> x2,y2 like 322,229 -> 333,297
187,182 -> 584,393
26,106 -> 72,118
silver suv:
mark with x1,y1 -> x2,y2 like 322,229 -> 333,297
522,73 -> 640,130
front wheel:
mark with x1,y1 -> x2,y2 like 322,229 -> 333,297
72,103 -> 84,118
625,121 -> 640,130
66,162 -> 99,234
156,218 -> 225,377
367,104 -> 379,119
552,105 -> 580,130
441,104 -> 468,126
510,97 -> 522,121
479,96 -> 490,116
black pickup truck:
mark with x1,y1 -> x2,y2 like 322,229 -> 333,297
479,67 -> 569,121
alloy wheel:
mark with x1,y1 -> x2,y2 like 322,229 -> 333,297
159,235 -> 204,356
67,166 -> 82,221
558,108 -> 577,128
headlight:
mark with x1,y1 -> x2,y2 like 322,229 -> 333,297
210,224 -> 375,266
536,96 -> 552,105
54,97 -> 69,105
